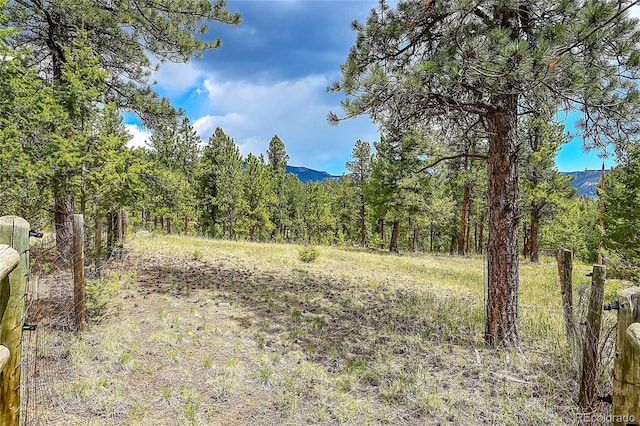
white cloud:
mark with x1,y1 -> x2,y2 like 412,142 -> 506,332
193,112 -> 246,141
190,74 -> 377,174
152,61 -> 205,95
125,124 -> 153,148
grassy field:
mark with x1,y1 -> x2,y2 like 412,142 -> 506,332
30,232 -> 629,425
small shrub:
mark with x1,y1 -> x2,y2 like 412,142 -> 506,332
86,278 -> 121,319
298,245 -> 319,263
190,250 -> 204,261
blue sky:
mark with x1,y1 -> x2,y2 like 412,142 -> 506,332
125,0 -> 637,175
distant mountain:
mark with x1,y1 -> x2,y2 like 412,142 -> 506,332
286,166 -> 340,183
562,170 -> 607,198
287,165 -> 606,198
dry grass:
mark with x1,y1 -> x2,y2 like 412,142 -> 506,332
27,232 -> 630,425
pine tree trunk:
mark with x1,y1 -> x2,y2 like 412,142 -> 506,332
360,203 -> 366,247
485,93 -> 520,346
95,215 -> 103,277
106,212 -> 115,258
54,187 -> 75,259
117,209 -> 124,244
458,182 -> 471,255
95,216 -> 103,252
478,213 -> 485,255
465,218 -> 471,254
166,217 -> 171,234
379,219 -> 385,248
185,216 -> 189,236
389,220 -> 399,254
449,230 -> 456,255
228,214 -> 234,240
430,223 -> 434,252
474,222 -> 478,253
530,207 -> 541,263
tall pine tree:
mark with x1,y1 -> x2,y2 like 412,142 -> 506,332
330,0 -> 640,345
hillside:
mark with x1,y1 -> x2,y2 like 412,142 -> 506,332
562,170 -> 606,198
286,166 -> 339,183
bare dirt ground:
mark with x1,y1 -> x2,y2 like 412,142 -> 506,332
21,237 -> 595,425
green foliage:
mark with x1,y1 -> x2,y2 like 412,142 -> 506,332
238,153 -> 275,240
266,135 -> 290,239
197,127 -> 243,238
603,146 -> 640,279
266,135 -> 289,173
86,278 -> 121,319
298,245 -> 320,263
6,0 -> 241,126
541,197 -> 599,263
346,140 -> 373,246
190,250 -> 204,261
303,181 -> 336,245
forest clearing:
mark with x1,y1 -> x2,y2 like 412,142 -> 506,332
3,0 -> 640,424
22,233 -> 628,425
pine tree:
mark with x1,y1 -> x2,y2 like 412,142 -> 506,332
303,181 -> 336,244
141,117 -> 201,234
520,114 -> 575,262
282,173 -> 306,241
239,153 -> 274,241
266,135 -> 289,239
0,24 -> 51,224
603,145 -> 640,279
330,0 -> 640,345
198,128 -> 243,238
346,140 -> 373,247
5,0 -> 240,255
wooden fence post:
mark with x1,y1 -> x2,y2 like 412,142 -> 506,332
0,245 -> 19,378
73,214 -> 86,331
0,216 -> 30,426
612,286 -> 640,425
556,249 -> 574,340
578,264 -> 606,412
0,245 -> 20,321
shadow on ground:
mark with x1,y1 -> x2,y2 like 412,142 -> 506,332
129,253 -> 481,370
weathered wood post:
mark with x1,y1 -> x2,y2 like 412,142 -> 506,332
0,245 -> 20,322
556,249 -> 574,340
611,287 -> 640,425
0,245 -> 19,378
578,264 -> 606,412
73,214 -> 86,331
0,216 -> 30,426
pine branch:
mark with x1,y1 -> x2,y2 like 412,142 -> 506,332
413,153 -> 488,175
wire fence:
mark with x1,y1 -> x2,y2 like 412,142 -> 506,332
0,212 -> 629,424
14,214 -> 125,425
